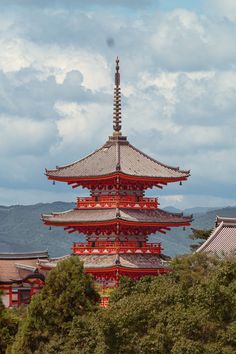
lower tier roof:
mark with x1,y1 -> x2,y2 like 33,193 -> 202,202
80,254 -> 168,269
38,253 -> 169,270
42,207 -> 192,227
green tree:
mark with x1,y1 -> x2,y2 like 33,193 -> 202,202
188,228 -> 212,251
0,292 -> 19,354
11,256 -> 100,354
10,253 -> 236,354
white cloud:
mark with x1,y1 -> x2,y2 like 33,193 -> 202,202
0,42 -> 111,91
207,0 -> 236,22
160,193 -> 236,210
54,101 -> 112,154
160,194 -> 184,206
0,2 -> 236,206
0,38 -> 32,72
0,115 -> 57,156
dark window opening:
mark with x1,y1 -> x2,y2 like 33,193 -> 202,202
18,288 -> 31,305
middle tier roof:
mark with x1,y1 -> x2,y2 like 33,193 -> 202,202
42,207 -> 192,227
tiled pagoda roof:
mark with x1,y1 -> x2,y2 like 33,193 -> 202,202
79,254 -> 168,269
0,259 -> 38,282
196,216 -> 236,255
0,251 -> 48,283
0,251 -> 48,285
45,58 -> 190,185
42,207 -> 192,226
38,253 -> 169,270
45,135 -> 190,181
0,250 -> 49,260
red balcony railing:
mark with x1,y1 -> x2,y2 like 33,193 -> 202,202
77,196 -> 158,209
72,241 -> 163,255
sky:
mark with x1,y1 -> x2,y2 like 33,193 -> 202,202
0,0 -> 236,209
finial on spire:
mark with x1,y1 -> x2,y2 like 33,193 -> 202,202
113,56 -> 122,134
115,57 -> 120,86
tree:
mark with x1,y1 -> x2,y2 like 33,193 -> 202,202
0,292 -> 19,354
90,253 -> 236,354
188,228 -> 212,251
11,256 -> 100,354
10,253 -> 236,354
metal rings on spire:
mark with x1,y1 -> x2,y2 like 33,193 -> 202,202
113,57 -> 122,133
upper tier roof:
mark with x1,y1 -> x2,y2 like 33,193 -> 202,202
46,135 -> 190,181
46,58 -> 190,184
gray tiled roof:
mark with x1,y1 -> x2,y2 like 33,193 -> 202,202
196,217 -> 236,255
0,250 -> 49,260
79,254 -> 168,269
38,254 -> 168,269
0,259 -> 42,282
42,207 -> 192,225
46,135 -> 190,180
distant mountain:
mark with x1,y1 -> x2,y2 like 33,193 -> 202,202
163,206 -> 217,215
0,203 -> 236,258
0,202 -> 78,257
183,206 -> 219,215
156,206 -> 236,256
163,206 -> 182,213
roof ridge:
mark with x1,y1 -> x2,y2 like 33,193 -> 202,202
216,216 -> 236,225
116,140 -> 121,171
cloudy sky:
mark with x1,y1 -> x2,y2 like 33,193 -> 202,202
0,0 -> 236,209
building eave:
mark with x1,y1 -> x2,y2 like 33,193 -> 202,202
0,250 -> 49,260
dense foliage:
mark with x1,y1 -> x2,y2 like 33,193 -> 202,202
0,294 -> 19,354
10,256 -> 100,354
5,253 -> 236,353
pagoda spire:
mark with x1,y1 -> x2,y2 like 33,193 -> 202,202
113,57 -> 122,134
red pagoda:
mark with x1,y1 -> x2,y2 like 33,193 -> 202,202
42,58 -> 192,298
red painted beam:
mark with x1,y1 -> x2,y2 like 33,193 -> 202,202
158,229 -> 166,234
47,172 -> 189,184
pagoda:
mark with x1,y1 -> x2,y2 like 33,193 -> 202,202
42,58 -> 192,297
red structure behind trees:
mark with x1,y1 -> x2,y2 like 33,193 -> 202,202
42,58 -> 192,301
0,251 -> 47,308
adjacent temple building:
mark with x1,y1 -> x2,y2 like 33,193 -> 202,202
40,58 -> 192,300
0,58 -> 193,307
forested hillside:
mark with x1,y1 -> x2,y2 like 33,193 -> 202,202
0,203 -> 236,257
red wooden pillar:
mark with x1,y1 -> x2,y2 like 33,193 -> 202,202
115,268 -> 120,287
17,289 -> 20,307
30,286 -> 34,298
9,287 -> 13,307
